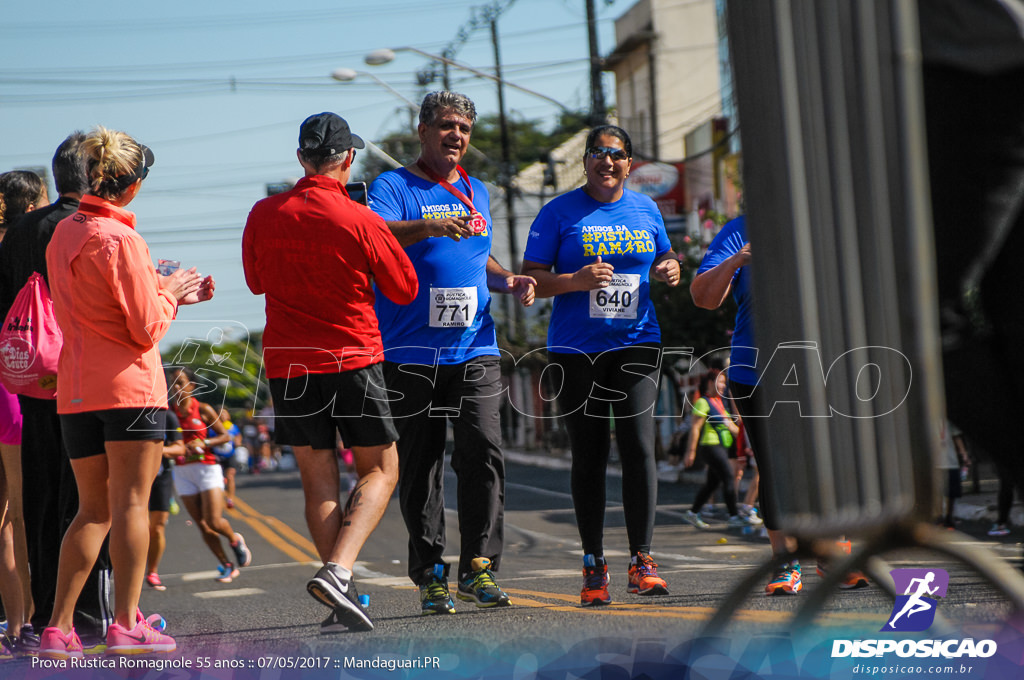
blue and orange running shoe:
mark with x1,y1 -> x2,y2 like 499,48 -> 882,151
581,554 -> 611,606
420,564 -> 456,615
628,553 -> 669,595
816,540 -> 869,589
231,533 -> 252,567
456,557 -> 511,608
216,562 -> 240,583
766,562 -> 802,595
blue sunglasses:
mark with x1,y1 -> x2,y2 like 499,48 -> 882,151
587,146 -> 629,161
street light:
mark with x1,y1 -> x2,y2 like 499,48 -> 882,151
331,67 -> 419,133
364,47 -> 570,113
330,68 -> 420,112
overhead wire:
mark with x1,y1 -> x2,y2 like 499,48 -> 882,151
0,2 -> 474,36
0,19 -> 610,77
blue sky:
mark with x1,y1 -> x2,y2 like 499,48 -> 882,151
0,0 -> 619,347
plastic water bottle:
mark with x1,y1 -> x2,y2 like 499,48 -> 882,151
359,594 -> 370,609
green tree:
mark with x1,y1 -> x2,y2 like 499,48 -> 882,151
161,331 -> 268,413
652,234 -> 737,360
652,207 -> 740,369
356,109 -> 589,186
460,110 -> 589,184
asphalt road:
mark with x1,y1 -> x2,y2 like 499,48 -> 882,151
97,449 -> 1015,670
8,451 -> 1021,678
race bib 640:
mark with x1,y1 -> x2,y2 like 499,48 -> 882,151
589,274 -> 640,319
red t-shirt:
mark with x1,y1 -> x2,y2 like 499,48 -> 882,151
173,397 -> 215,466
242,175 -> 417,379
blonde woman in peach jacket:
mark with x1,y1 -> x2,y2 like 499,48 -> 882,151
40,127 -> 213,659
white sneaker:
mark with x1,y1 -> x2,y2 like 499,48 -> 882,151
728,514 -> 763,528
683,510 -> 709,529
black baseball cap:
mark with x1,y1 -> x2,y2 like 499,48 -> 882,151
298,112 -> 365,156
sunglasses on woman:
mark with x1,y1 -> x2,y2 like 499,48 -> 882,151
587,146 -> 630,162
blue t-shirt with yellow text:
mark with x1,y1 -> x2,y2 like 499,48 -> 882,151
524,188 -> 671,353
369,167 -> 497,365
696,215 -> 756,385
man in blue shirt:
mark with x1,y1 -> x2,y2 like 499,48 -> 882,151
369,91 -> 535,616
693,215 -> 868,595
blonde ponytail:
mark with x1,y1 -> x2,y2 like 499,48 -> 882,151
81,126 -> 144,200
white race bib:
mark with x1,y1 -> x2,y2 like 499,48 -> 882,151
429,287 -> 479,328
589,274 -> 641,319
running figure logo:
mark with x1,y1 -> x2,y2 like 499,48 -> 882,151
881,568 -> 949,632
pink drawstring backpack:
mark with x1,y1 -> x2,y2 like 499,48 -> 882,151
0,272 -> 62,399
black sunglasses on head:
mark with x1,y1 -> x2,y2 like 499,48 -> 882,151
118,152 -> 150,187
587,146 -> 629,161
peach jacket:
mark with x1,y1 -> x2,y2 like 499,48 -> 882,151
46,195 -> 177,413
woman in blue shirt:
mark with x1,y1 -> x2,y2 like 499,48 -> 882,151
522,125 -> 680,607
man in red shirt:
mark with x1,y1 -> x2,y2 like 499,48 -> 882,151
242,112 -> 417,633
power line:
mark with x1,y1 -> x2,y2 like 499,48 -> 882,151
0,2 -> 473,36
1,20 -> 610,79
415,0 -> 518,88
142,210 -> 243,225
0,60 -> 591,107
0,58 -> 586,91
145,234 -> 242,247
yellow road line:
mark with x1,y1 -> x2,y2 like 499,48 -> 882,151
504,596 -> 556,608
262,515 -> 319,558
505,587 -> 577,604
227,496 -> 318,563
504,587 -> 884,625
220,500 -> 884,628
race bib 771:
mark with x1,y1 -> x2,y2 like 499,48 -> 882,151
429,287 -> 479,328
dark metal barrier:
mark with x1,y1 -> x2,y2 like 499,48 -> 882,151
705,0 -> 1024,632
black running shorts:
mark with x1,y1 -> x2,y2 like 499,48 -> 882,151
149,465 -> 175,512
60,408 -> 168,460
269,362 -> 398,449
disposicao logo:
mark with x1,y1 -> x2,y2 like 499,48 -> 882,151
882,568 -> 949,632
831,567 -> 998,659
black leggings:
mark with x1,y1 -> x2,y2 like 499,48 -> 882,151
549,345 -> 660,557
692,443 -> 738,516
728,380 -> 782,531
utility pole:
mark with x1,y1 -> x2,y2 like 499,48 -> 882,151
586,0 -> 607,126
488,11 -> 521,342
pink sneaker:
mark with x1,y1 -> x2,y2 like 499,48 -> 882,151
39,627 -> 84,660
106,615 -> 175,655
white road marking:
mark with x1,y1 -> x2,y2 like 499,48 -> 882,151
182,569 -> 227,582
359,576 -> 414,587
194,587 -> 265,599
696,545 -> 763,554
178,561 -> 318,582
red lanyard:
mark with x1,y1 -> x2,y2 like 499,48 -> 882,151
415,160 -> 477,214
